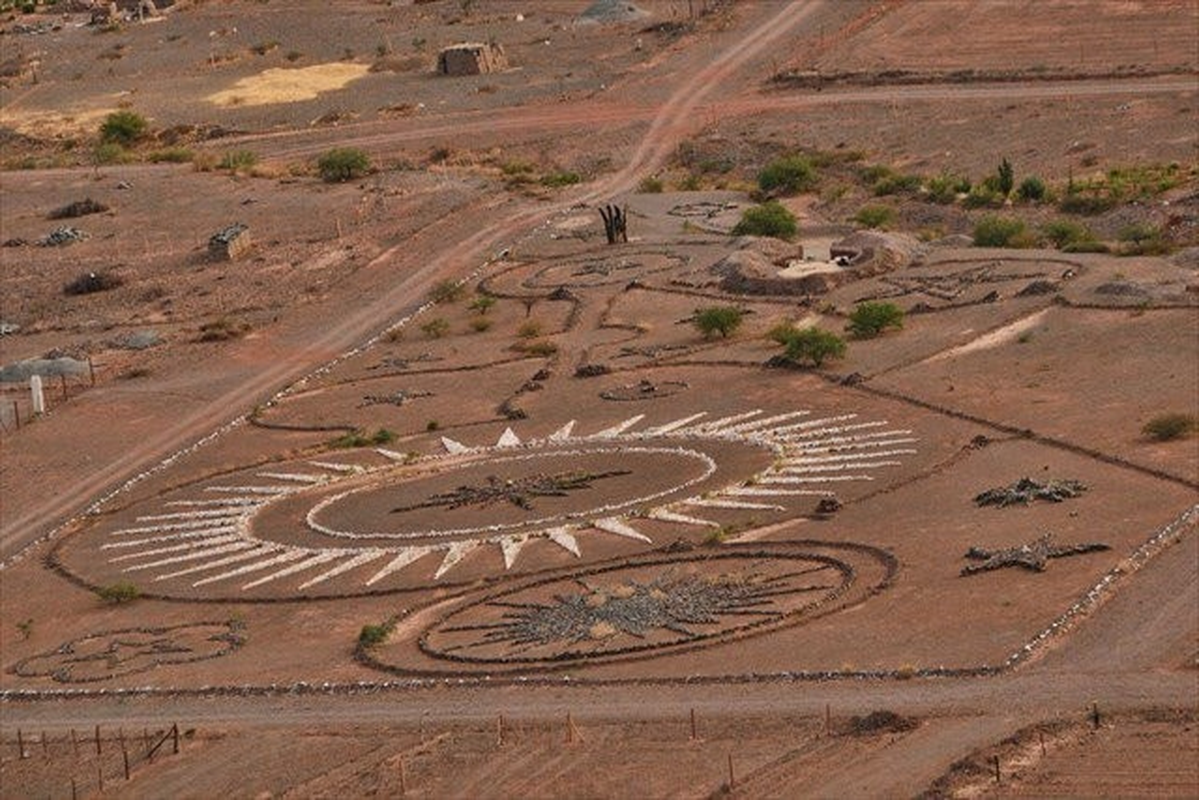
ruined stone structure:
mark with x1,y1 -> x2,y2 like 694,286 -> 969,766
437,42 -> 508,76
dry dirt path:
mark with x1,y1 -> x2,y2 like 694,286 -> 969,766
0,2 -> 827,558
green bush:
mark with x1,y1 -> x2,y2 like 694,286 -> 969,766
853,204 -> 895,230
1142,413 -> 1197,441
872,173 -> 921,196
469,294 -> 497,314
638,176 -> 664,193
924,173 -> 967,204
757,155 -> 817,195
541,171 -> 582,187
331,428 -> 396,448
421,318 -> 450,338
96,581 -> 140,604
1016,176 -> 1047,202
780,327 -> 846,367
218,150 -> 258,171
428,280 -> 465,304
1058,192 -> 1116,215
317,147 -> 371,182
1041,219 -> 1094,249
731,201 -> 798,240
847,302 -> 904,339
973,215 -> 1027,248
996,157 -> 1014,197
358,618 -> 396,648
93,142 -> 132,165
963,185 -> 1003,209
692,306 -> 745,339
99,110 -> 148,145
1062,239 -> 1111,254
1118,223 -> 1171,256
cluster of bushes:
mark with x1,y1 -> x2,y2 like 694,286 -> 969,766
731,201 -> 797,239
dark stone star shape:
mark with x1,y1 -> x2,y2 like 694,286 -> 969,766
960,533 -> 1109,576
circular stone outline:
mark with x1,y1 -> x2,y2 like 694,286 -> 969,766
302,445 -> 717,541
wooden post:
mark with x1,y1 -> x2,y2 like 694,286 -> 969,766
72,728 -> 80,758
88,357 -> 96,386
122,746 -> 131,781
97,763 -> 104,792
71,778 -> 78,800
727,753 -> 735,789
566,712 -> 574,744
1091,702 -> 1101,730
497,714 -> 504,746
95,725 -> 102,756
61,374 -> 68,400
1039,730 -> 1046,756
42,730 -> 49,756
17,728 -> 26,759
172,723 -> 180,755
824,703 -> 831,736
142,728 -> 149,754
10,400 -> 18,429
690,708 -> 697,741
992,755 -> 1001,784
398,755 -> 406,795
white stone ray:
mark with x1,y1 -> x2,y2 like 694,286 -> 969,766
548,420 -> 576,442
435,540 -> 480,579
545,527 -> 581,557
683,498 -> 785,511
647,508 -> 718,527
440,436 -> 471,455
785,449 -> 916,464
109,535 -> 243,562
721,411 -> 813,435
192,550 -> 307,587
257,472 -> 327,484
686,409 -> 763,434
785,437 -> 919,456
592,517 -> 652,542
497,427 -> 522,448
102,526 -> 240,548
110,519 -> 241,536
500,535 -> 529,569
781,422 -> 889,440
119,541 -> 257,571
770,415 -> 860,436
780,461 -> 903,473
724,487 -> 835,497
298,550 -> 386,589
374,448 -> 410,462
156,547 -> 278,581
760,474 -> 874,484
138,509 -> 246,522
166,499 -> 265,508
365,548 -> 433,586
784,429 -> 913,449
591,415 -> 645,439
308,461 -> 363,473
246,551 -> 344,589
641,412 -> 707,436
205,485 -> 294,496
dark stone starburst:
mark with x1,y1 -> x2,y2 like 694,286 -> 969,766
960,533 -> 1109,576
391,469 -> 630,513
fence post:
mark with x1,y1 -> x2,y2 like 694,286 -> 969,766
72,728 -> 79,758
727,753 -> 735,789
398,756 -> 406,795
42,730 -> 49,757
690,708 -> 697,741
172,723 -> 179,755
17,728 -> 26,759
95,724 -> 102,756
992,755 -> 1001,784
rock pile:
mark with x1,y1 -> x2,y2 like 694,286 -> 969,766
974,477 -> 1087,507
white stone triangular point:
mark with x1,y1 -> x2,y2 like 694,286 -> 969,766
365,548 -> 432,586
592,415 -> 645,439
545,527 -> 581,557
435,540 -> 479,579
441,436 -> 471,455
593,517 -> 652,543
500,535 -> 528,569
648,508 -> 718,527
549,420 -> 576,442
497,428 -> 521,448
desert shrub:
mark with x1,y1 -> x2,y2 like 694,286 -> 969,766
93,142 -> 132,164
1058,191 -> 1116,215
677,173 -> 702,191
780,327 -> 846,367
1118,223 -> 1171,255
250,40 -> 279,56
96,581 -> 139,604
517,320 -> 543,339
995,157 -> 1014,197
962,185 -> 1002,209
64,270 -> 123,296
766,320 -> 799,345
541,171 -> 582,187
48,198 -> 108,219
757,155 -> 816,196
317,147 -> 371,182
924,172 -> 967,204
872,172 -> 921,196
692,306 -> 745,339
218,149 -> 258,171
1041,219 -> 1094,249
99,110 -> 148,145
1062,239 -> 1110,254
731,201 -> 797,240
420,318 -> 450,338
147,147 -> 194,163
332,428 -> 396,448
469,294 -> 496,314
847,301 -> 904,339
1017,176 -> 1047,202
428,279 -> 465,304
638,175 -> 664,193
521,340 -> 558,357
853,204 -> 895,230
469,317 -> 493,333
357,618 -> 396,648
973,215 -> 1027,248
197,317 -> 250,342
1142,413 -> 1197,441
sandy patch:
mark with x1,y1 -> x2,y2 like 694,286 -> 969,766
0,105 -> 115,138
206,63 -> 371,107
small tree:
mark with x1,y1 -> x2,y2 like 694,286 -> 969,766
318,147 -> 371,182
428,279 -> 465,304
853,204 -> 895,230
99,110 -> 148,145
1017,176 -> 1046,202
1142,413 -> 1197,441
781,327 -> 846,367
693,306 -> 745,339
757,155 -> 816,196
996,157 -> 1014,197
469,293 -> 497,314
96,581 -> 140,604
847,302 -> 904,339
731,201 -> 798,240
973,215 -> 1027,247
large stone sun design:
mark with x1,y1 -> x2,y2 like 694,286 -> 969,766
83,409 -> 916,596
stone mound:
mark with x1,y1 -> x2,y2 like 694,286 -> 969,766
0,357 -> 90,383
578,0 -> 650,24
712,237 -> 837,296
828,230 -> 927,276
845,710 -> 919,736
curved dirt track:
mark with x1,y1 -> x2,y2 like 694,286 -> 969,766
0,2 -> 826,560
